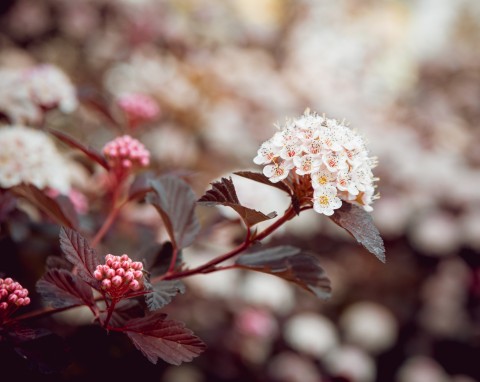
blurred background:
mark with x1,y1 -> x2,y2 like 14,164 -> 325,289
1,0 -> 480,381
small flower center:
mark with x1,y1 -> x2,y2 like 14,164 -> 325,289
318,195 -> 329,206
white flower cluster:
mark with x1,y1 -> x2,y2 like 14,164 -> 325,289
254,110 -> 378,215
0,125 -> 73,193
0,64 -> 77,125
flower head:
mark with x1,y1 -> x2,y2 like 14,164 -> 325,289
0,125 -> 74,193
254,110 -> 378,215
103,135 -> 150,180
94,254 -> 144,299
0,64 -> 77,125
117,93 -> 160,129
0,277 -> 30,322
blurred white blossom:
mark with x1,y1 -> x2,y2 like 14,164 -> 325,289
0,125 -> 74,193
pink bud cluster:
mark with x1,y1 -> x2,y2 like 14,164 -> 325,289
0,277 -> 30,321
117,93 -> 160,129
94,254 -> 144,298
103,135 -> 150,174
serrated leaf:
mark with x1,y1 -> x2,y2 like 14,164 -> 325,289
10,185 -> 78,229
198,177 -> 277,227
146,176 -> 200,249
59,227 -> 100,284
36,269 -> 95,308
236,245 -> 331,299
47,128 -> 109,170
329,203 -> 385,262
144,279 -> 185,311
234,171 -> 293,195
123,312 -> 206,365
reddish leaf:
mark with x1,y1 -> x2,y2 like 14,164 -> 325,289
144,279 -> 185,311
36,269 -> 95,308
123,312 -> 206,365
59,227 -> 100,284
198,177 -> 277,227
110,300 -> 145,327
147,176 -> 200,249
329,203 -> 385,263
234,171 -> 293,195
47,128 -> 109,170
10,185 -> 78,229
236,246 -> 331,299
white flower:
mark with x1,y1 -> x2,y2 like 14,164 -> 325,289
24,64 -> 78,113
0,125 -> 73,193
0,64 -> 77,125
263,160 -> 294,183
313,185 -> 342,216
254,110 -> 378,215
311,166 -> 337,188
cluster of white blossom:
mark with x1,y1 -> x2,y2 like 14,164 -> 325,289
0,125 -> 73,193
254,110 -> 378,216
0,64 -> 77,125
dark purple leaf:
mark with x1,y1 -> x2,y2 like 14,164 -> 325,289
236,246 -> 331,299
329,203 -> 385,262
198,177 -> 277,227
7,326 -> 51,342
139,241 -> 183,277
10,185 -> 77,229
59,227 -> 100,284
123,312 -> 206,365
36,269 -> 95,308
234,171 -> 293,195
128,171 -> 155,201
45,256 -> 73,271
0,191 -> 16,223
147,176 -> 200,249
47,128 -> 109,170
144,279 -> 185,311
109,300 -> 144,327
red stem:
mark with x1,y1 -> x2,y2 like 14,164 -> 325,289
157,205 -> 297,282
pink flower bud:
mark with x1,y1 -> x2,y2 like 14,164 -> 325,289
116,268 -> 125,277
133,270 -> 143,280
102,279 -> 112,289
112,261 -> 121,270
4,278 -> 13,285
129,280 -> 140,291
125,272 -> 134,282
121,254 -> 129,261
106,269 -> 116,279
0,302 -> 8,310
94,270 -> 103,280
23,297 -> 31,305
112,276 -> 123,287
8,294 -> 17,303
15,298 -> 24,306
